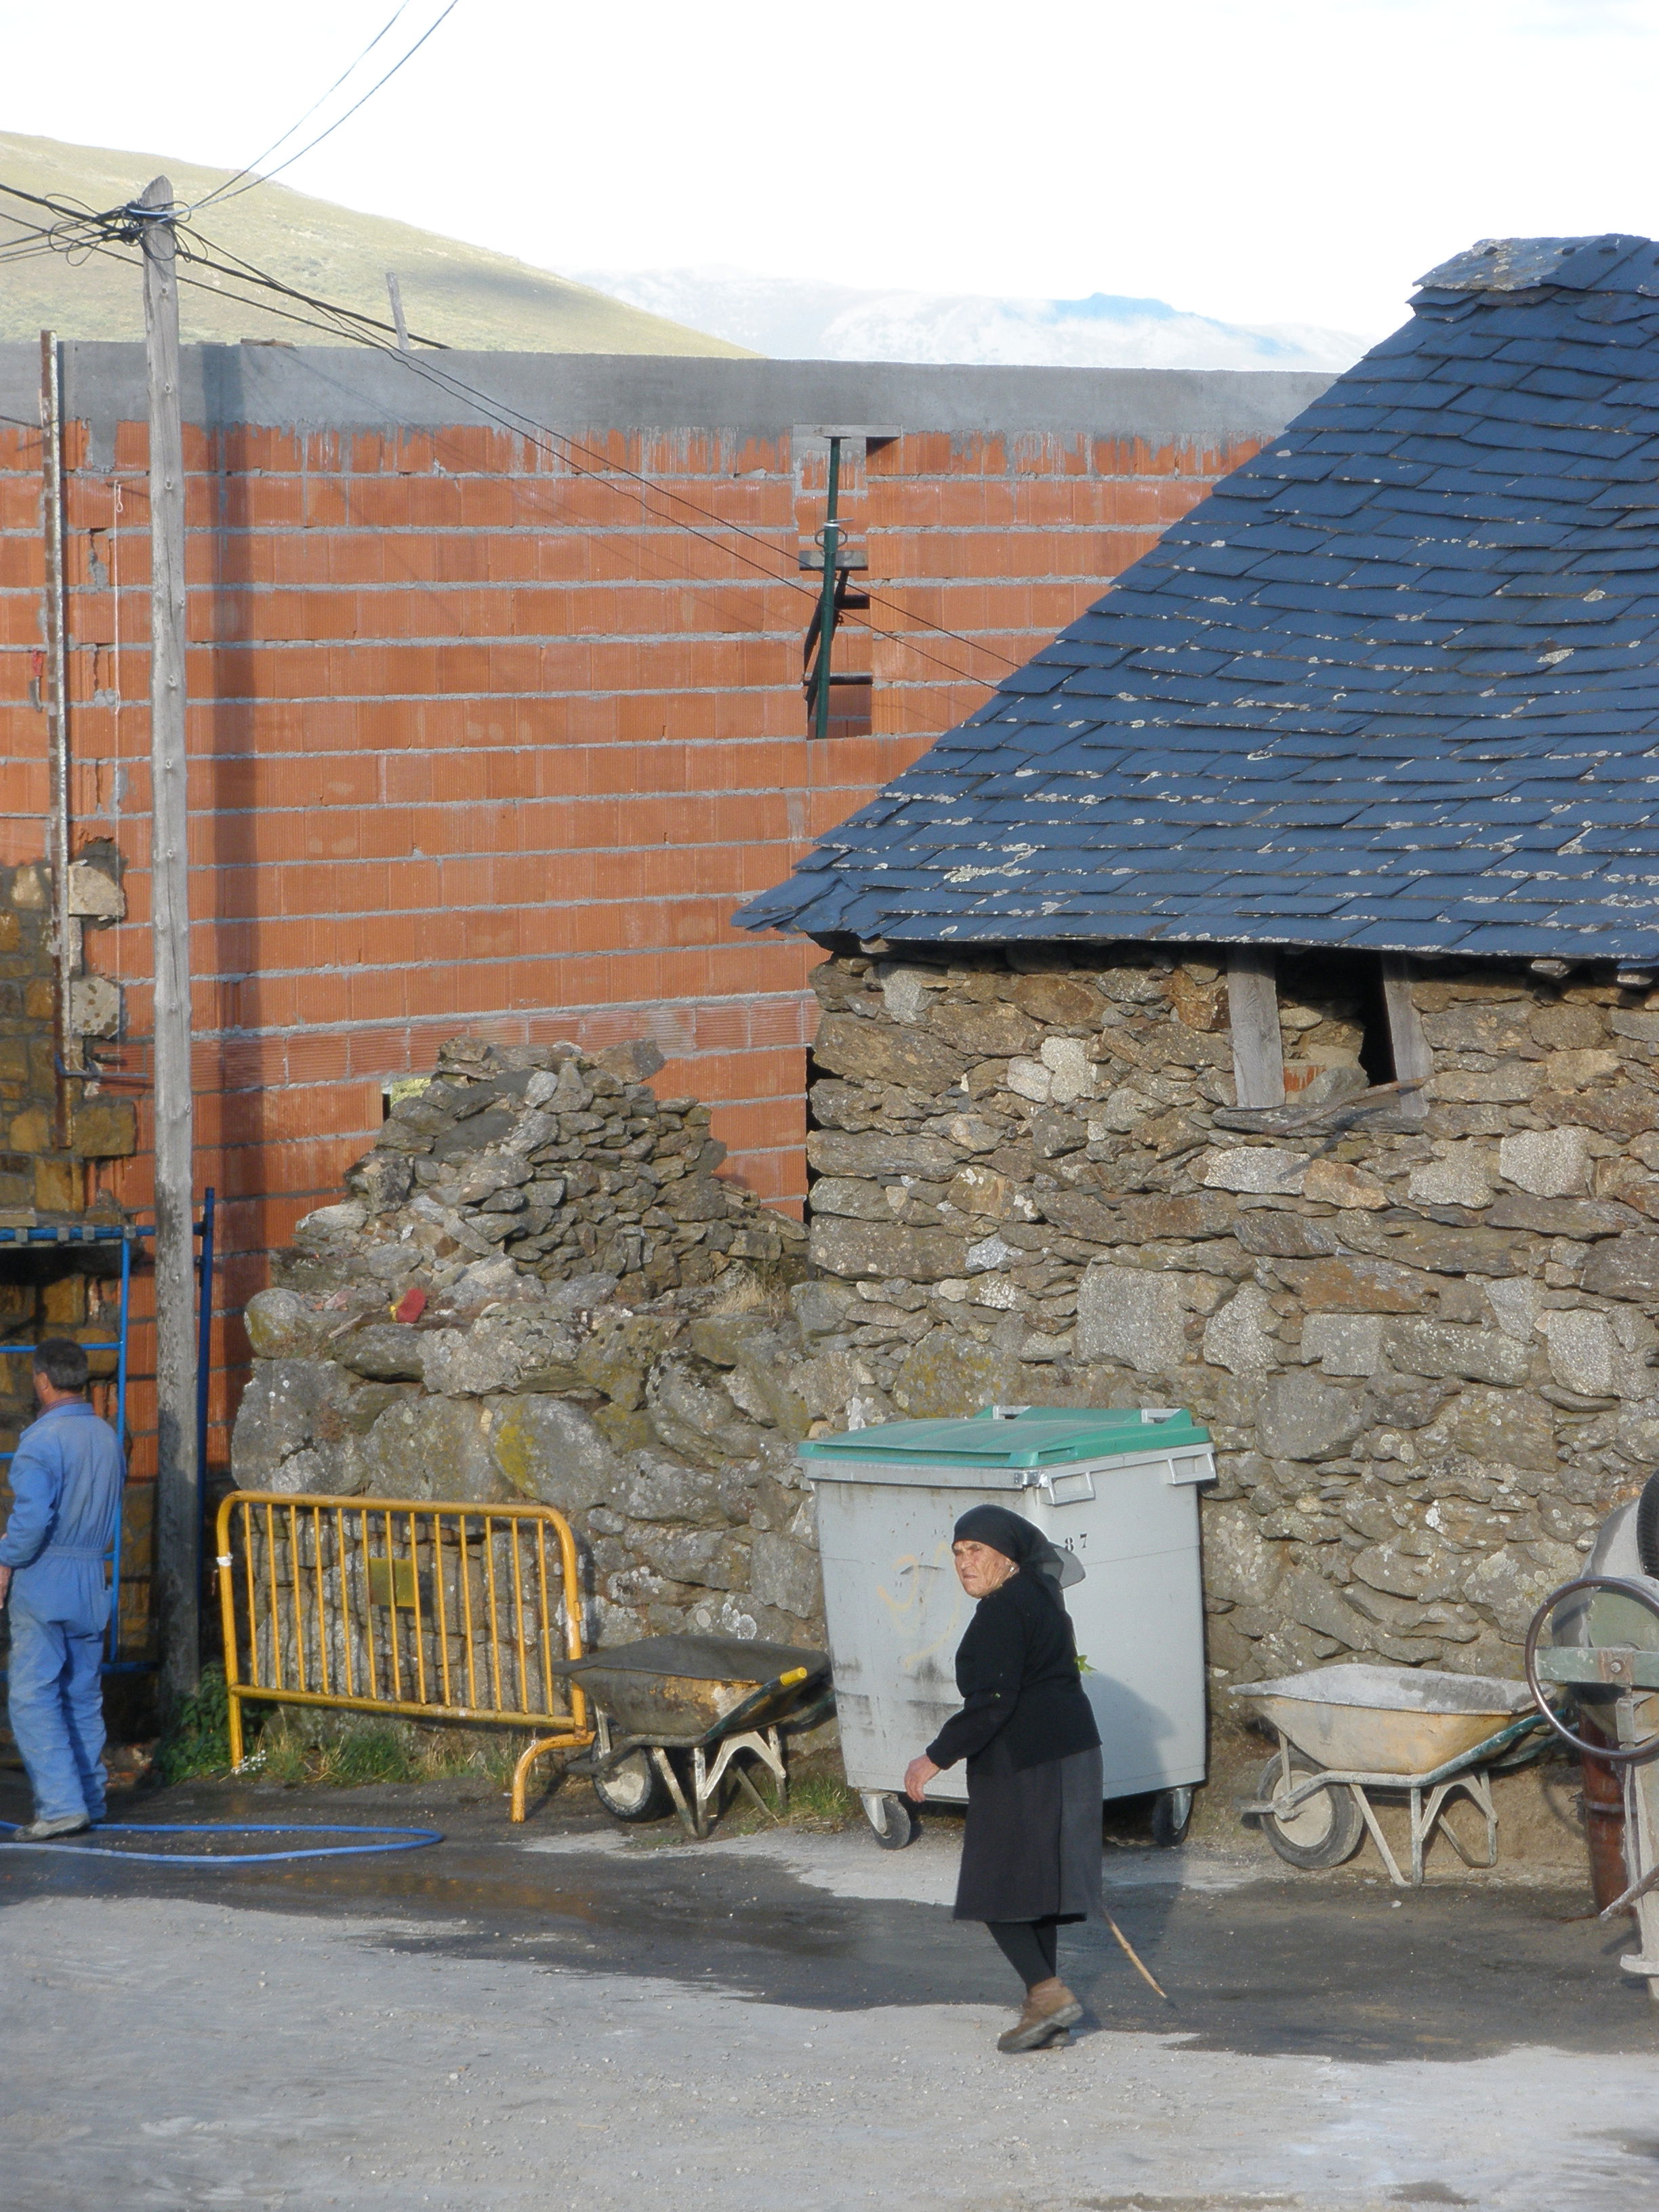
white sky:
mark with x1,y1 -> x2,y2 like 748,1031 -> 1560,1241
5,0 -> 1659,337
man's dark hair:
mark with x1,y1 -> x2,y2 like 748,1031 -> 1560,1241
33,1338 -> 89,1392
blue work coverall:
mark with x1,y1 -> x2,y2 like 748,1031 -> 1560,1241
1,1399 -> 123,1824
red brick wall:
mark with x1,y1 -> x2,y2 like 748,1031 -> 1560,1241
0,362 -> 1309,1477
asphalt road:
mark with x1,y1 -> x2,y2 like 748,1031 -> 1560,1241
2,1769 -> 1656,2210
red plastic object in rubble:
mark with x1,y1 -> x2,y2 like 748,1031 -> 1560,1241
391,1286 -> 427,1324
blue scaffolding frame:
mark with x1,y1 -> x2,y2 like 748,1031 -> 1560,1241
0,1191 -> 217,1673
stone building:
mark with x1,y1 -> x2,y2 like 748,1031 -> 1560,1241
735,236 -> 1659,1685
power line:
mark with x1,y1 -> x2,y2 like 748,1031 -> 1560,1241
171,234 -> 840,596
205,0 -> 465,207
199,1 -> 421,207
66,234 -> 806,653
3,185 -> 1019,694
0,174 -> 1012,685
0,180 -> 96,221
173,218 -> 1019,681
175,230 -> 446,348
182,232 -> 1018,689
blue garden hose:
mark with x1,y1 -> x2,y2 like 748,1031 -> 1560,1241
0,1819 -> 443,1865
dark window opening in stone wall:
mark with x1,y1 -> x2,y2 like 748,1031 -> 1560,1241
1273,949 -> 1395,1101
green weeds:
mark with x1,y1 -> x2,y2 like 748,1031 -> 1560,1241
155,1664 -> 234,1784
154,1669 -> 533,1790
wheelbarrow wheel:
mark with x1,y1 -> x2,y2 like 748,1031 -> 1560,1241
862,1791 -> 919,1850
594,1748 -> 673,1824
1256,1751 -> 1363,1870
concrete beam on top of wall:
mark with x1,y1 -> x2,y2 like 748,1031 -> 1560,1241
0,343 -> 1336,458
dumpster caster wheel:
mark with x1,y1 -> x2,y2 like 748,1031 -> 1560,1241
1256,1752 -> 1363,1870
1150,1786 -> 1193,1848
862,1791 -> 918,1850
594,1749 -> 673,1823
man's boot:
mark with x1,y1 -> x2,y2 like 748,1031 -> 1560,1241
996,1976 -> 1082,2051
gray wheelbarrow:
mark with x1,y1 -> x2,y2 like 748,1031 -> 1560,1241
550,1633 -> 834,1837
1233,1663 -> 1552,1886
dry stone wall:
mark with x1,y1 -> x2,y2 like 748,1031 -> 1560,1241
800,947 -> 1659,1687
230,1036 -> 864,1649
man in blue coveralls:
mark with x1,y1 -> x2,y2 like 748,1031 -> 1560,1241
0,1338 -> 123,1839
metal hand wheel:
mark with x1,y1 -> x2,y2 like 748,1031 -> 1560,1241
1523,1575 -> 1659,1765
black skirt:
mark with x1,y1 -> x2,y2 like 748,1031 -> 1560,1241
952,1736 -> 1104,1924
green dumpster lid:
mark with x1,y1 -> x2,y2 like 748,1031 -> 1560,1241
798,1404 -> 1211,1471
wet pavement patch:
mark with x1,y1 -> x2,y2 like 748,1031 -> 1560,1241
0,1775 -> 1649,2064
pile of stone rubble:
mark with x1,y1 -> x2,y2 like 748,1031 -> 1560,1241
231,1037 -> 860,1645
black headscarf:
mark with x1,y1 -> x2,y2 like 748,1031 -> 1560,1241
952,1504 -> 1084,1607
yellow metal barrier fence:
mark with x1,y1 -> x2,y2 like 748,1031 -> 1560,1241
215,1490 -> 594,1818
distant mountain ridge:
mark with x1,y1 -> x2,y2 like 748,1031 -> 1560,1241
575,265 -> 1373,372
0,133 -> 750,356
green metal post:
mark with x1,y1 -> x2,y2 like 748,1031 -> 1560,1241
813,435 -> 843,743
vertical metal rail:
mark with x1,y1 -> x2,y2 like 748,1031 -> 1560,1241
811,433 -> 843,743
511,1508 -> 591,1821
432,1507 -> 453,1708
311,1503 -> 329,1695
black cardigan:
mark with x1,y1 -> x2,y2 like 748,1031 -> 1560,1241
925,1571 -> 1101,1774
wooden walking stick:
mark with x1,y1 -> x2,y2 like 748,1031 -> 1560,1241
1106,1912 -> 1169,2001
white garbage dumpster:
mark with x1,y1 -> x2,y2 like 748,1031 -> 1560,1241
799,1404 -> 1214,1849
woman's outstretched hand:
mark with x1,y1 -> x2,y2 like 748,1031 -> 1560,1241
904,1754 -> 940,1803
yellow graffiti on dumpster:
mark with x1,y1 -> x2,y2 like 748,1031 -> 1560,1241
878,1539 -> 966,1675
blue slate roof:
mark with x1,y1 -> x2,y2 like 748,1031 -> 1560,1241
735,236 -> 1659,961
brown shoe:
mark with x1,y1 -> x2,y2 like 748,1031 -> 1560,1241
996,1976 -> 1082,2052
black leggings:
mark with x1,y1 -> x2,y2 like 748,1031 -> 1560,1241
987,1917 -> 1060,1989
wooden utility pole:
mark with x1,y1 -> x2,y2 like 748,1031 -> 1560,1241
385,272 -> 410,352
139,174 -> 199,1704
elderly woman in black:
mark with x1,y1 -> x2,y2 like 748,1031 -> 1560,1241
903,1504 -> 1103,2053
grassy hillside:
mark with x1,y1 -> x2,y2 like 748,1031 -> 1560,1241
0,131 -> 752,356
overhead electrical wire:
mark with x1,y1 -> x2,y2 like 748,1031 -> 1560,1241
202,0 -> 465,207
47,226 -> 804,655
0,180 -> 97,222
198,0 -> 422,207
180,239 -> 1020,689
1,180 -> 1020,693
0,171 -> 1012,683
167,222 -> 1021,683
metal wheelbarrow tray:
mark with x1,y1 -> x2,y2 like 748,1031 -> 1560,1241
1231,1664 -> 1550,1887
550,1633 -> 833,1837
